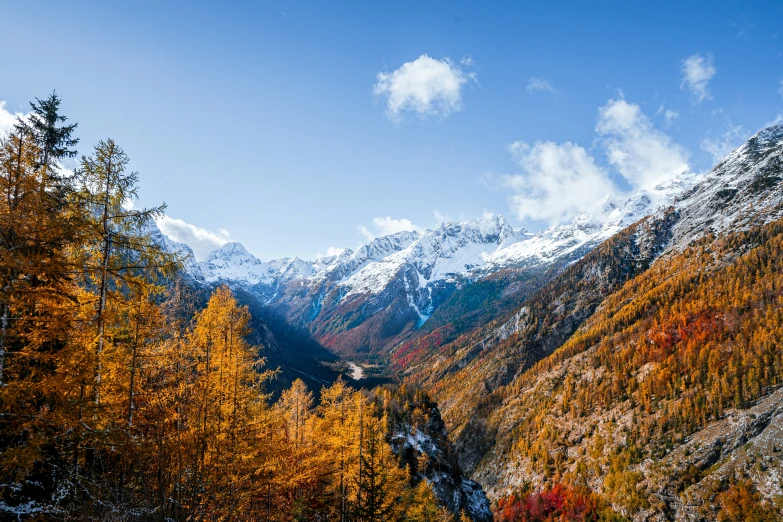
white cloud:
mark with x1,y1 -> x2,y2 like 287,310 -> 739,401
657,105 -> 679,127
316,246 -> 347,259
526,77 -> 557,95
680,53 -> 716,104
155,215 -> 230,261
0,101 -> 25,136
701,124 -> 748,163
433,209 -> 447,224
596,98 -> 689,188
358,216 -> 424,241
498,98 -> 689,224
502,141 -> 615,224
373,54 -> 474,121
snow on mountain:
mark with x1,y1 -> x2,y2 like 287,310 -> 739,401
151,124 -> 783,350
315,230 -> 421,283
200,242 -> 279,285
154,171 -> 699,317
445,122 -> 783,378
338,172 -> 699,300
661,123 -> 783,252
340,214 -> 521,297
485,170 -> 701,269
143,222 -> 203,277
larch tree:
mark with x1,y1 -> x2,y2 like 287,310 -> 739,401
318,377 -> 358,521
72,138 -> 178,413
1,92 -> 79,387
276,377 -> 329,518
0,134 -> 81,496
353,409 -> 407,521
182,286 -> 274,519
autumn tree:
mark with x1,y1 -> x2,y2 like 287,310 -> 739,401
318,377 -> 359,520
180,286 -> 274,519
0,96 -> 82,507
408,480 -> 453,522
73,138 -> 177,411
353,410 -> 407,521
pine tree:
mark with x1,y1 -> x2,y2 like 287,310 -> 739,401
14,92 -> 79,178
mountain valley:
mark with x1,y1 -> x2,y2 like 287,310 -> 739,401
157,123 -> 783,520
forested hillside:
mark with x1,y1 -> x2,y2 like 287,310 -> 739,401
476,217 -> 783,520
403,124 -> 783,520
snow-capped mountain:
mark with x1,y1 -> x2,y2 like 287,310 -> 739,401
180,171 -> 697,300
417,123 -> 783,396
660,123 -> 783,252
154,156 -> 702,357
150,120 -> 783,363
401,124 -> 783,517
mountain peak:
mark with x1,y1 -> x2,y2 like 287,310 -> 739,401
753,122 -> 783,148
713,122 -> 783,169
209,241 -> 251,259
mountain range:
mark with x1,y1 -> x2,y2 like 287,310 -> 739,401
156,123 -> 783,519
161,164 -> 700,361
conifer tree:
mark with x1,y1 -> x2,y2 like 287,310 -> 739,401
0,96 -> 83,511
1,95 -> 472,520
73,139 -> 178,411
1,91 -> 79,388
408,480 -> 452,522
181,286 -> 273,519
318,377 -> 358,520
353,412 -> 407,521
14,92 -> 79,181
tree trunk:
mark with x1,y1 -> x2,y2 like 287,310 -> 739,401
94,151 -> 113,407
127,292 -> 142,425
0,304 -> 7,386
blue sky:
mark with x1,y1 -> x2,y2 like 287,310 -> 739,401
2,1 -> 783,260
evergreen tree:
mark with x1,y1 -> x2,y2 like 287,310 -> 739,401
14,91 -> 79,180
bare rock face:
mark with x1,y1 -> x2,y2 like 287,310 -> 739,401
384,390 -> 493,522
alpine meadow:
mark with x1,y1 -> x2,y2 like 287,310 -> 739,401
3,2 -> 783,521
